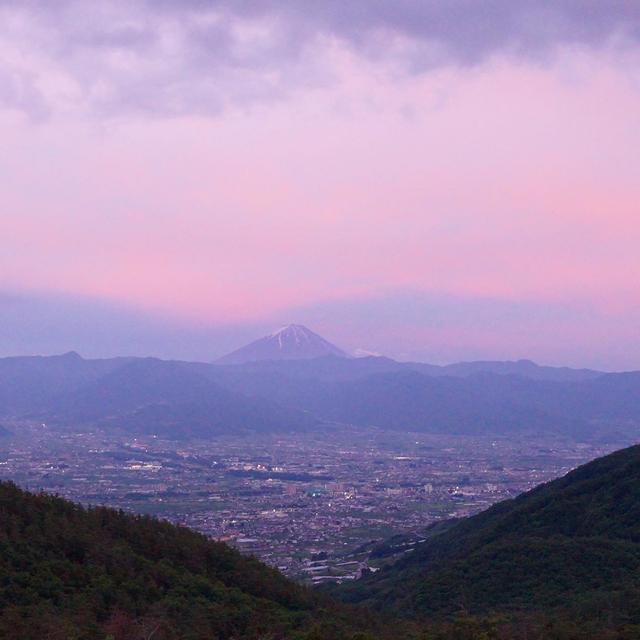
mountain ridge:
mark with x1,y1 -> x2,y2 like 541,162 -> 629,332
34,358 -> 317,438
336,443 -> 640,625
217,324 -> 348,364
1,348 -> 638,441
0,480 -> 393,640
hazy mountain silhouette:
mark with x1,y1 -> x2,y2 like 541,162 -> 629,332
0,351 -> 131,416
217,324 -> 348,364
30,358 -> 316,438
0,338 -> 637,440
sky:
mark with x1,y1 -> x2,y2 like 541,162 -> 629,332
1,1 -> 639,368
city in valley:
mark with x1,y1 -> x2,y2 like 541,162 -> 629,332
0,423 -> 623,583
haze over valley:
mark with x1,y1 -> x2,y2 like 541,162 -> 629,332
1,326 -> 639,591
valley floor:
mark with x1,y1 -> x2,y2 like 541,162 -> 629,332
0,424 -> 624,583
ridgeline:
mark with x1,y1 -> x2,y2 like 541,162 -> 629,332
337,444 -> 640,634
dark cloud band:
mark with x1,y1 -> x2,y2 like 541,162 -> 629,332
0,0 -> 638,117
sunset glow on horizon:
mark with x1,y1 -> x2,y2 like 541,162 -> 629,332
2,1 -> 640,368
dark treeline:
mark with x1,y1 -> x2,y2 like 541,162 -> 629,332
336,445 -> 640,639
3,469 -> 640,638
0,481 -> 382,639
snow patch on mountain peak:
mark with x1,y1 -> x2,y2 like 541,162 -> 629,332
218,324 -> 348,364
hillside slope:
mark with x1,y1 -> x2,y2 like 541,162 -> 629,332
0,481 -> 391,640
210,366 -> 640,440
40,359 -> 316,437
2,352 -> 639,441
337,444 -> 640,625
0,352 -> 128,416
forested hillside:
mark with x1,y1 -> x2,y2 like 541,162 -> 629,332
4,452 -> 640,639
337,444 -> 640,632
0,482 -> 385,640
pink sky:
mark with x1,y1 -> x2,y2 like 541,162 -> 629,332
1,2 -> 639,367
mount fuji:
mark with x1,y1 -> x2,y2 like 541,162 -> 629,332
217,324 -> 348,364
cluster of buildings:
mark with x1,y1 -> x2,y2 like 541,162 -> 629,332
0,423 -> 614,582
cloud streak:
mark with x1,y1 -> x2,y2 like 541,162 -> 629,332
0,1 -> 639,117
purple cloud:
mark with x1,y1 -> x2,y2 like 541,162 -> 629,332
184,1 -> 640,62
0,0 -> 638,117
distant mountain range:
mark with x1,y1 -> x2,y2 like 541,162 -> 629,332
0,326 -> 638,441
336,444 -> 640,628
218,325 -> 601,381
217,324 -> 347,364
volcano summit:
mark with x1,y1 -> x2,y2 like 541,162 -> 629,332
217,324 -> 348,364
